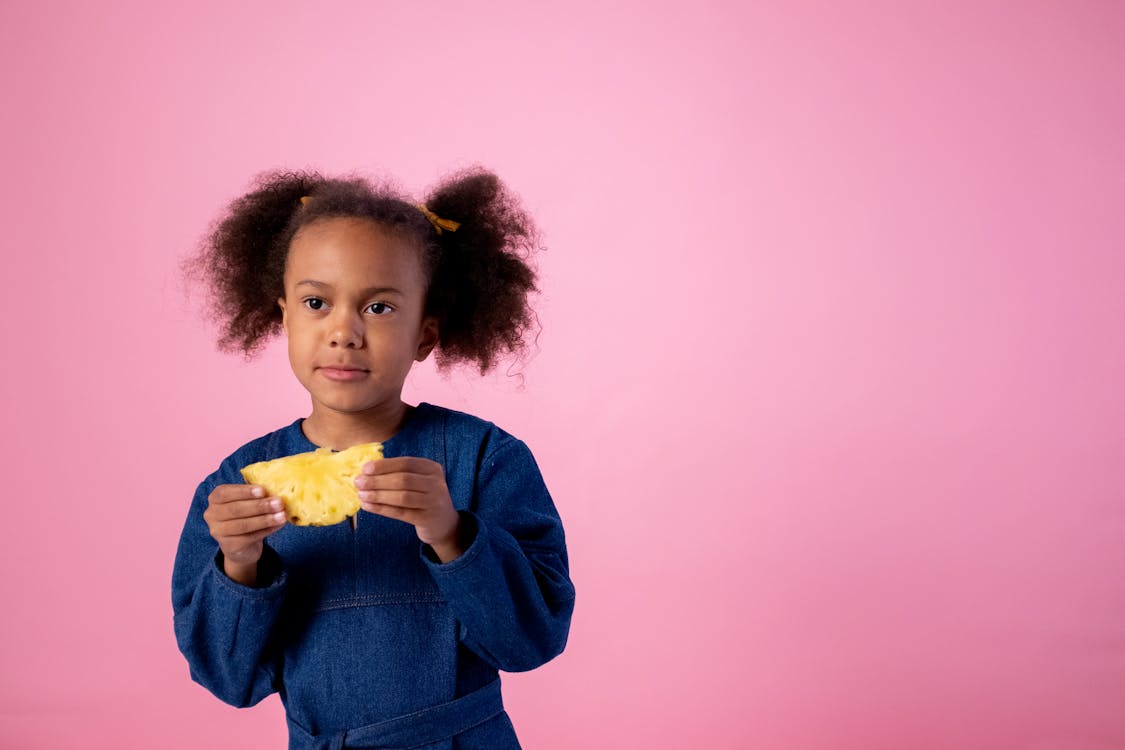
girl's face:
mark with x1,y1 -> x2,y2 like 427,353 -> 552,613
278,217 -> 437,423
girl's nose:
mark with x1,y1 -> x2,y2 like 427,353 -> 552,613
329,311 -> 364,348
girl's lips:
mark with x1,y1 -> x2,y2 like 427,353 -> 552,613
318,367 -> 369,382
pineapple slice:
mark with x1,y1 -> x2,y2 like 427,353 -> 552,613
240,442 -> 383,526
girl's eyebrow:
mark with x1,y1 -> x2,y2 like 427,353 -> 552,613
294,279 -> 404,297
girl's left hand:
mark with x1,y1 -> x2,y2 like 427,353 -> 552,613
355,457 -> 465,562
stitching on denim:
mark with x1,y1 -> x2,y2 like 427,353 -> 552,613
315,592 -> 446,612
399,706 -> 504,749
479,433 -> 519,472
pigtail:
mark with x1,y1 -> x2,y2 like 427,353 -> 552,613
191,170 -> 325,355
423,167 -> 541,374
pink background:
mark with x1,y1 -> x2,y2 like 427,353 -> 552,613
2,2 -> 1124,748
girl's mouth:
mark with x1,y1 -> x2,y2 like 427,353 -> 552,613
318,367 -> 369,382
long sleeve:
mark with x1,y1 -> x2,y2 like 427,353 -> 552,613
171,466 -> 288,707
421,437 -> 575,672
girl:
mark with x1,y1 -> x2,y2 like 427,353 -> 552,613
172,168 -> 575,750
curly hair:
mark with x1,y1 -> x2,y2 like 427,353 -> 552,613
185,166 -> 541,374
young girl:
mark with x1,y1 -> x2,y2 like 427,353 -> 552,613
171,167 -> 575,750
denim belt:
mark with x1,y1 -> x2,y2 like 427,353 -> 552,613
287,679 -> 504,750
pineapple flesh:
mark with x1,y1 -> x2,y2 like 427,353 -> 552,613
240,442 -> 384,526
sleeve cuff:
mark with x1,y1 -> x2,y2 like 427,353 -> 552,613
211,544 -> 287,597
421,511 -> 483,570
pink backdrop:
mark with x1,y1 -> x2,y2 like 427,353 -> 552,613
2,2 -> 1124,748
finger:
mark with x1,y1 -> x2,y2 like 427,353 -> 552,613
356,471 -> 425,492
210,484 -> 268,504
356,468 -> 448,493
358,489 -> 428,511
211,510 -> 287,538
222,524 -> 284,549
362,457 -> 441,476
362,502 -> 416,523
207,496 -> 285,521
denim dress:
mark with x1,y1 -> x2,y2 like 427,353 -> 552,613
172,403 -> 575,749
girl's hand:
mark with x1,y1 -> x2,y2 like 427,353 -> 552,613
355,457 -> 464,562
203,484 -> 287,585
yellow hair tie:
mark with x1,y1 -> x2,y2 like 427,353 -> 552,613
417,204 -> 460,235
299,195 -> 311,205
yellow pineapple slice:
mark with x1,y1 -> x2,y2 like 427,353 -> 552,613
240,442 -> 383,526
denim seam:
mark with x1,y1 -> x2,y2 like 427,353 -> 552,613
399,708 -> 504,749
315,593 -> 446,612
479,434 -> 519,471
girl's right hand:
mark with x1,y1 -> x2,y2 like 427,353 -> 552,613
203,484 -> 287,584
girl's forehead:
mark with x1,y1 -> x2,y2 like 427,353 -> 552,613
286,217 -> 424,283
291,216 -> 394,248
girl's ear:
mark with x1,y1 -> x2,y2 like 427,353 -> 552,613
415,316 -> 439,361
278,298 -> 288,330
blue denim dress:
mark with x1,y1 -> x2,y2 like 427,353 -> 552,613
172,403 -> 575,749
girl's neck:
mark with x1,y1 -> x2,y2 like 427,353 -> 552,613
301,400 -> 413,449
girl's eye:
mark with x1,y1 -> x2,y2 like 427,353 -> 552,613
365,302 -> 393,315
302,298 -> 327,311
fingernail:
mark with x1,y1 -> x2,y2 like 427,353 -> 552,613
270,499 -> 282,511
273,512 -> 286,523
252,487 -> 265,498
